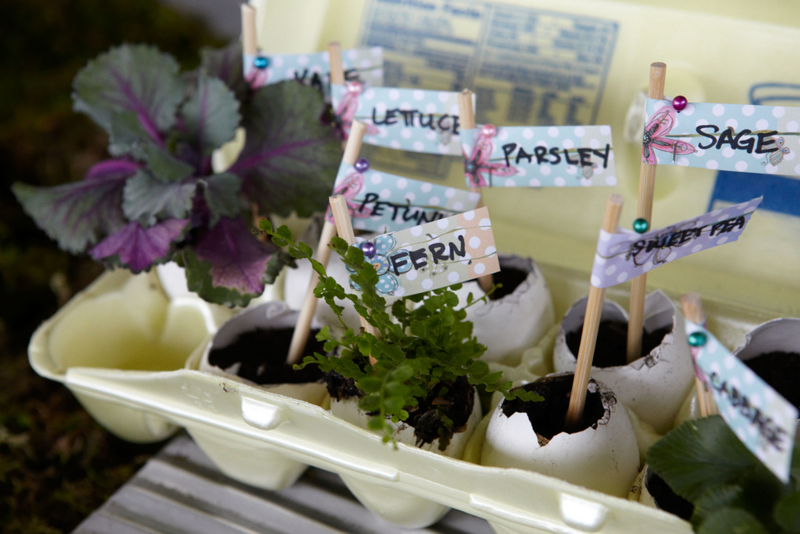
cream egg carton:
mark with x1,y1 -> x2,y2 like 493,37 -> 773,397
29,263 -> 779,534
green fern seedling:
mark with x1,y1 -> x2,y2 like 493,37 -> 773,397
262,220 -> 542,449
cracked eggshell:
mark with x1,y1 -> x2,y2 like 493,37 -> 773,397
457,255 -> 555,367
553,290 -> 694,434
199,301 -> 327,405
734,317 -> 800,442
329,389 -> 482,527
481,375 -> 639,497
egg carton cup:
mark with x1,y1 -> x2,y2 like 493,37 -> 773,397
31,265 -> 777,533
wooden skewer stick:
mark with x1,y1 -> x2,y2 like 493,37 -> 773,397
626,62 -> 667,364
329,195 -> 377,338
286,121 -> 368,364
566,194 -> 625,431
458,89 -> 492,293
329,42 -> 344,86
680,293 -> 718,417
241,4 -> 258,57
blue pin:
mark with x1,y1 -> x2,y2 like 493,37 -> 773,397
253,56 -> 269,70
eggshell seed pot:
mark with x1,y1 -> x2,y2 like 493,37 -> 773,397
733,317 -> 800,441
481,373 -> 639,497
329,387 -> 482,528
463,255 -> 555,366
553,290 -> 694,434
194,301 -> 328,490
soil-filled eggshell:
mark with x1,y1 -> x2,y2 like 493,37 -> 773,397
481,374 -> 639,497
459,255 -> 555,366
329,386 -> 482,527
553,290 -> 694,434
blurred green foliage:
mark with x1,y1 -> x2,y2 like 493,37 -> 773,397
0,0 -> 222,531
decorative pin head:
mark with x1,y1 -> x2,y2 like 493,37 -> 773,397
359,241 -> 377,259
688,331 -> 707,347
347,81 -> 363,94
672,95 -> 688,112
482,124 -> 497,138
253,56 -> 269,70
633,218 -> 649,233
354,158 -> 370,173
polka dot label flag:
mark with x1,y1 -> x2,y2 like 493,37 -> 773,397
331,85 -> 472,156
590,197 -> 762,288
325,161 -> 481,233
346,207 -> 500,298
461,124 -> 617,188
243,47 -> 383,96
643,97 -> 800,176
685,320 -> 798,482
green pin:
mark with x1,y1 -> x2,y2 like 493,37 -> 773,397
688,331 -> 707,347
633,218 -> 649,233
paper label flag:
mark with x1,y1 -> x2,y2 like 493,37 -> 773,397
643,98 -> 800,176
331,85 -> 471,155
591,197 -> 762,288
685,321 -> 798,482
461,125 -> 617,188
347,207 -> 499,298
325,161 -> 481,233
243,48 -> 383,96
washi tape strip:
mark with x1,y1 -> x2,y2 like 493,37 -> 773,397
243,47 -> 383,96
643,97 -> 800,176
331,85 -> 472,156
461,124 -> 617,188
590,197 -> 762,288
685,320 -> 798,482
325,161 -> 481,233
347,207 -> 499,298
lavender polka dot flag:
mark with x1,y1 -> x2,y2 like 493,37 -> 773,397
590,197 -> 762,288
643,98 -> 800,176
685,320 -> 798,482
346,207 -> 499,298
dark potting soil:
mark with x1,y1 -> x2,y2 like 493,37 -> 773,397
208,327 -> 324,385
325,370 -> 362,401
646,469 -> 694,521
744,351 -> 800,408
501,374 -> 607,440
488,266 -> 528,300
565,320 -> 672,368
327,371 -> 474,448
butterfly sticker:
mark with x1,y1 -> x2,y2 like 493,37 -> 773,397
463,125 -> 517,188
642,107 -> 696,164
761,137 -> 791,166
325,171 -> 372,224
334,81 -> 380,138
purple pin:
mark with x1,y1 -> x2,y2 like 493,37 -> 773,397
360,241 -> 376,259
354,158 -> 370,173
672,95 -> 688,112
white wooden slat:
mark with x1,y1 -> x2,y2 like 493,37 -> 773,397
73,434 -> 494,534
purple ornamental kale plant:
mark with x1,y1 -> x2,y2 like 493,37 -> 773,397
13,42 -> 341,307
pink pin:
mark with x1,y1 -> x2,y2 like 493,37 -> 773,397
672,95 -> 688,112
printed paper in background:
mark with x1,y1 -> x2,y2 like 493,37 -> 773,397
347,207 -> 499,297
591,197 -> 762,288
331,85 -> 472,156
643,98 -> 800,176
685,321 -> 798,482
325,161 -> 481,233
243,47 -> 383,97
461,125 -> 616,188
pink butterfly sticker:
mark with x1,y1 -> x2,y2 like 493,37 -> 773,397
463,125 -> 517,188
642,107 -> 696,164
325,171 -> 372,223
335,81 -> 380,138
